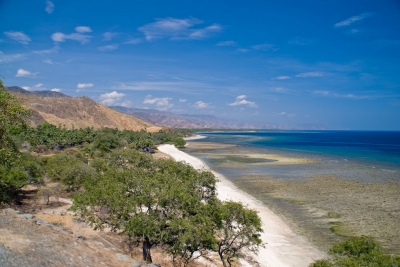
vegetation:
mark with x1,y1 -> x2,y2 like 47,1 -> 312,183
1,84 -> 263,265
310,236 -> 400,267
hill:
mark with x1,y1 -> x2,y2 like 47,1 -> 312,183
8,87 -> 162,132
111,106 -> 268,129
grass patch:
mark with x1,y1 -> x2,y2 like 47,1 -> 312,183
327,211 -> 341,219
330,221 -> 351,237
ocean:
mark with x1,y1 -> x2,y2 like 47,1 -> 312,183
182,131 -> 400,251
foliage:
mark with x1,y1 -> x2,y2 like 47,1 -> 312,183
309,236 -> 400,267
215,201 -> 263,267
173,137 -> 186,148
44,152 -> 94,191
0,79 -> 32,201
71,151 -> 219,263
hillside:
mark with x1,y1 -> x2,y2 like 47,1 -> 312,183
8,87 -> 162,132
112,106 -> 267,129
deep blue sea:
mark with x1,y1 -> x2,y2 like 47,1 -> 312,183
195,130 -> 400,169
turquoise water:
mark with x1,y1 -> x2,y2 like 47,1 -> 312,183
185,131 -> 400,183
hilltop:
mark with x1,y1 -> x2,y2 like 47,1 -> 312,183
8,87 -> 162,132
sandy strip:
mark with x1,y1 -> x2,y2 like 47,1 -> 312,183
184,134 -> 208,140
158,144 -> 326,267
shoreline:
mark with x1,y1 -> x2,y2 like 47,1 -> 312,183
158,144 -> 326,267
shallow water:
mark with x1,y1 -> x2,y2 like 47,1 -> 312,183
182,131 -> 400,253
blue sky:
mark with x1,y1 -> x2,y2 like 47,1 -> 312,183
1,0 -> 400,130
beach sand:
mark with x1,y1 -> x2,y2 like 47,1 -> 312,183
158,144 -> 326,267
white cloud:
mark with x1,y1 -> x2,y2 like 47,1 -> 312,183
52,27 -> 92,44
4,31 -> 31,44
143,96 -> 173,109
123,38 -> 143,44
34,45 -> 60,55
216,40 -> 237,46
45,0 -> 54,14
270,87 -> 287,93
99,91 -> 126,106
98,45 -> 118,51
75,26 -> 92,33
228,95 -> 257,108
21,86 -> 30,90
138,17 -> 221,41
51,88 -> 61,92
0,51 -> 26,64
272,76 -> 291,80
77,83 -> 94,89
179,99 -> 187,102
194,101 -> 211,109
251,42 -> 277,51
15,69 -> 37,77
236,48 -> 249,53
43,58 -> 54,64
35,83 -> 43,88
313,90 -> 373,99
273,111 -> 296,117
335,13 -> 373,27
102,32 -> 118,41
295,71 -> 324,78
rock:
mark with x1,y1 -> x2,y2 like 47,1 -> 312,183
130,262 -> 143,267
117,253 -> 131,261
75,233 -> 83,239
18,214 -> 34,220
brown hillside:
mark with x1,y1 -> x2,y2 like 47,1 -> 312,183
14,94 -> 162,132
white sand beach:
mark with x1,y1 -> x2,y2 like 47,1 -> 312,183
158,144 -> 326,267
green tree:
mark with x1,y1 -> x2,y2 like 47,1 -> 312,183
0,79 -> 32,201
71,154 -> 218,264
309,236 -> 400,267
215,201 -> 263,267
173,137 -> 186,148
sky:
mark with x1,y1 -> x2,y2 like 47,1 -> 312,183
1,0 -> 400,130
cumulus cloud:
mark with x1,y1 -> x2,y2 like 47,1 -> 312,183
98,45 -> 118,51
102,32 -> 118,41
139,17 -> 221,41
270,87 -> 287,93
51,88 -> 61,92
4,31 -> 31,44
143,95 -> 173,110
179,99 -> 187,102
194,101 -> 211,109
99,91 -> 126,106
216,40 -> 237,46
35,83 -> 43,88
273,111 -> 296,117
52,26 -> 92,44
228,95 -> 257,108
295,71 -> 324,78
21,86 -> 30,90
45,0 -> 54,14
77,83 -> 94,89
75,26 -> 92,33
335,13 -> 373,27
15,69 -> 37,77
272,76 -> 291,80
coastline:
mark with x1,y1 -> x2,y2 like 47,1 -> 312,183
158,144 -> 326,267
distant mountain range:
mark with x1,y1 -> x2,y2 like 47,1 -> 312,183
111,106 -> 271,129
7,86 -> 330,130
7,87 -> 161,132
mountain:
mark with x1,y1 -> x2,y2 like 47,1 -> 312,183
7,86 -> 71,98
111,106 -> 273,129
8,87 -> 162,132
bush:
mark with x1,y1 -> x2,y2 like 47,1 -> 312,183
173,137 -> 186,148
